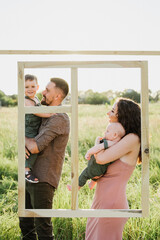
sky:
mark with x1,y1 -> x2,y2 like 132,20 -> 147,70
0,0 -> 160,95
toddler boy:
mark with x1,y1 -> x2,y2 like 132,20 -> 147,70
25,74 -> 54,183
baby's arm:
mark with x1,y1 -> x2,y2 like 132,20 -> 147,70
85,136 -> 103,160
94,136 -> 103,145
85,140 -> 116,160
85,143 -> 105,160
25,98 -> 56,118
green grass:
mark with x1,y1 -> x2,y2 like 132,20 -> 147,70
0,103 -> 160,239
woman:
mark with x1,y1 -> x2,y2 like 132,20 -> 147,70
85,98 -> 141,240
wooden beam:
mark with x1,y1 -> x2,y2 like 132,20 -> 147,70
0,50 -> 160,55
24,106 -> 72,114
22,61 -> 142,69
18,209 -> 142,218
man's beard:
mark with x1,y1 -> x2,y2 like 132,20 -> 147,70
41,97 -> 48,106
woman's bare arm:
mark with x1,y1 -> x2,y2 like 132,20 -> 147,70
95,133 -> 140,164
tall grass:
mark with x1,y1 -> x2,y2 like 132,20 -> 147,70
0,103 -> 160,239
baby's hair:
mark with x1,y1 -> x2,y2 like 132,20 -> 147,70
25,74 -> 38,84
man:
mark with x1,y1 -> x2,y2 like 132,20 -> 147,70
19,78 -> 70,240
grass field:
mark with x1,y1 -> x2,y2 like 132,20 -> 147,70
0,103 -> 160,239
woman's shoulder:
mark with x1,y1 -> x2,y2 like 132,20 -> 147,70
119,133 -> 140,152
120,134 -> 140,166
124,133 -> 140,143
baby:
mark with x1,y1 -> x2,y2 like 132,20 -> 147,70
67,122 -> 125,191
25,74 -> 54,183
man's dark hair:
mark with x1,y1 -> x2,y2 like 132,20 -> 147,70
25,74 -> 38,83
50,78 -> 69,99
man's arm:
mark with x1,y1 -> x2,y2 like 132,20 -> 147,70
31,114 -> 68,154
25,137 -> 39,154
25,114 -> 69,155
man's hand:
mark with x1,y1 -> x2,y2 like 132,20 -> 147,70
25,137 -> 39,154
25,147 -> 30,159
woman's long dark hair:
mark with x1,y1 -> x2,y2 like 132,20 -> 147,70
116,98 -> 141,164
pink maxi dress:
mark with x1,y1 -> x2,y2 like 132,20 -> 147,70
85,159 -> 135,240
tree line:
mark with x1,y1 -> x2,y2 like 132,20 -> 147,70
77,89 -> 160,105
0,90 -> 18,107
0,89 -> 159,107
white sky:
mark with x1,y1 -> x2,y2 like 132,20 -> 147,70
0,0 -> 160,95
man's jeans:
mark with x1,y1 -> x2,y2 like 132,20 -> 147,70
19,182 -> 55,240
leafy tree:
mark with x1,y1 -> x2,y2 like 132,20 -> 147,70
84,92 -> 109,105
120,89 -> 140,103
151,90 -> 160,102
0,90 -> 18,107
0,90 -> 5,98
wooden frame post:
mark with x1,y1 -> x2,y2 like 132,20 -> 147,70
141,61 -> 149,217
18,62 -> 25,215
71,68 -> 78,210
